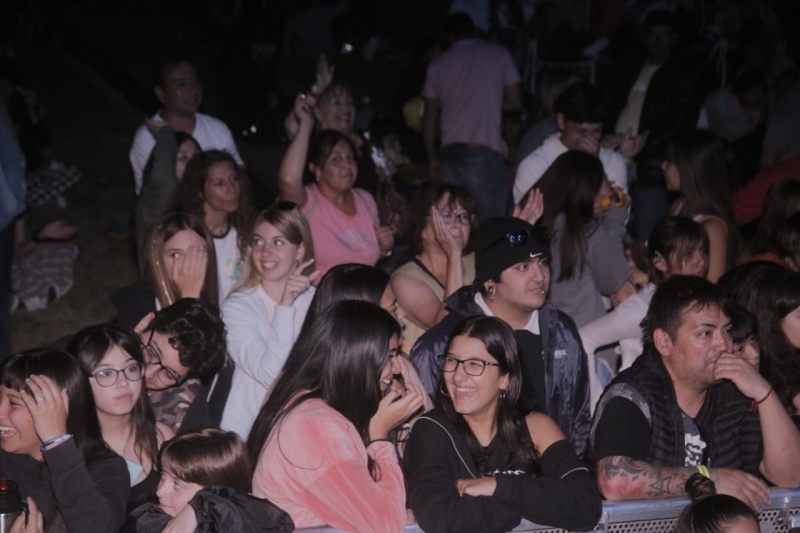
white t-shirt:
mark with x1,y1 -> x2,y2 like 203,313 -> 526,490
129,112 -> 243,194
214,227 -> 242,302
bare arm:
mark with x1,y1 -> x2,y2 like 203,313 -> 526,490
422,97 -> 441,181
701,217 -> 729,283
391,272 -> 444,330
610,280 -> 636,307
278,95 -> 314,206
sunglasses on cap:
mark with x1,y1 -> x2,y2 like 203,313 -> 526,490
485,227 -> 549,250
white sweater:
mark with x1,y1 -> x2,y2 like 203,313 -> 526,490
220,284 -> 315,438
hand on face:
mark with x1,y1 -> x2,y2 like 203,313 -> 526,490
712,353 -> 771,401
280,258 -> 320,306
315,54 -> 334,92
369,383 -> 425,441
430,202 -> 463,259
171,244 -> 208,299
19,375 -> 69,444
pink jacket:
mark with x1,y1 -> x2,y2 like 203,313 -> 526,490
252,398 -> 406,532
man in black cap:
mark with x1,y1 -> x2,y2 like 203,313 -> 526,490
411,217 -> 591,456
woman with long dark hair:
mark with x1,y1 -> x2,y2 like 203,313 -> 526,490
0,349 -> 129,531
663,129 -> 743,282
404,316 -> 602,532
534,150 -> 633,328
69,324 -> 174,505
248,301 -> 424,531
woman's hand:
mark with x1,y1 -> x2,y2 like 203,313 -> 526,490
456,477 -> 497,497
376,225 -> 395,255
430,194 -> 463,260
512,188 -> 544,226
280,258 -> 321,306
394,355 -> 434,412
20,375 -> 69,443
10,498 -> 43,533
163,503 -> 198,533
171,245 -> 207,298
368,383 -> 426,441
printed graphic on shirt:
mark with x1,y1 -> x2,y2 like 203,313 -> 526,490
682,412 -> 707,466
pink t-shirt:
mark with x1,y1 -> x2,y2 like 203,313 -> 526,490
252,398 -> 406,532
303,184 -> 380,277
422,38 -> 520,153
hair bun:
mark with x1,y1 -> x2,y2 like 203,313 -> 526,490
685,472 -> 717,502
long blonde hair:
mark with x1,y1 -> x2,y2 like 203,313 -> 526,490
144,212 -> 219,308
233,201 -> 315,292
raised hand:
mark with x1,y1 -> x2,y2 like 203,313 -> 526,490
512,188 -> 544,226
280,258 -> 320,306
315,54 -> 335,92
20,375 -> 69,443
171,245 -> 207,298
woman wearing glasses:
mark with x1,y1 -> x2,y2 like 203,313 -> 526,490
404,316 -> 602,532
70,324 -> 174,506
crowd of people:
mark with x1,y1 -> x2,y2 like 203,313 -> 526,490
3,1 -> 800,532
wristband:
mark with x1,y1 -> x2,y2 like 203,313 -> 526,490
697,465 -> 711,479
40,433 -> 73,452
751,387 -> 772,413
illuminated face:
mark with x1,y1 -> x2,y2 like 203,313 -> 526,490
0,386 -> 41,460
423,198 -> 472,250
162,229 -> 207,286
142,329 -> 190,391
667,244 -> 709,279
444,335 -> 508,424
203,161 -> 241,216
658,304 -> 733,390
314,87 -> 355,134
314,141 -> 357,194
251,221 -> 304,284
156,469 -> 203,517
557,116 -> 603,152
379,334 -> 403,394
89,344 -> 143,418
492,256 -> 550,313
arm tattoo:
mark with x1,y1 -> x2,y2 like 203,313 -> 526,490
599,456 -> 692,498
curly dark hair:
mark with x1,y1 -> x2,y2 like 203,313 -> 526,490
146,298 -> 227,379
173,149 -> 255,259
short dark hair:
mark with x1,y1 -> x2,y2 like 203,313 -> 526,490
147,298 -> 227,378
152,54 -> 196,89
642,276 -> 729,346
444,12 -> 475,39
553,81 -> 605,124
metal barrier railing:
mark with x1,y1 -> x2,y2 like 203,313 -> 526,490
297,488 -> 800,532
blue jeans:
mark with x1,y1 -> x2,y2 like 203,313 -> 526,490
440,143 -> 510,222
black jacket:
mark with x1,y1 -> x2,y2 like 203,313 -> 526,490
405,409 -> 602,533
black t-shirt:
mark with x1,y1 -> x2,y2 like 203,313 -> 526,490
593,397 -> 709,465
515,330 -> 546,413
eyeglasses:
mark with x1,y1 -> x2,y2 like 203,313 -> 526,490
89,363 -> 144,388
438,210 -> 474,226
143,329 -> 182,387
439,354 -> 503,376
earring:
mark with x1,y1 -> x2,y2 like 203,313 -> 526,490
500,389 -> 507,401
438,381 -> 450,397
487,285 -> 495,302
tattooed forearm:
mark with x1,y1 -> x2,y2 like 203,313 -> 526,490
597,456 -> 692,499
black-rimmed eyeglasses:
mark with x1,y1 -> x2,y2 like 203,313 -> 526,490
89,363 -> 144,387
439,354 -> 503,376
143,329 -> 182,387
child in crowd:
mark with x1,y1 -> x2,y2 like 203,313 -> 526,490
131,428 -> 293,532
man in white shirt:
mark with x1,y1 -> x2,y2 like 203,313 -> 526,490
514,82 -> 627,205
129,57 -> 242,194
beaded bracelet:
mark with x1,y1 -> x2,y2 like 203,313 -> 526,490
40,433 -> 73,452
